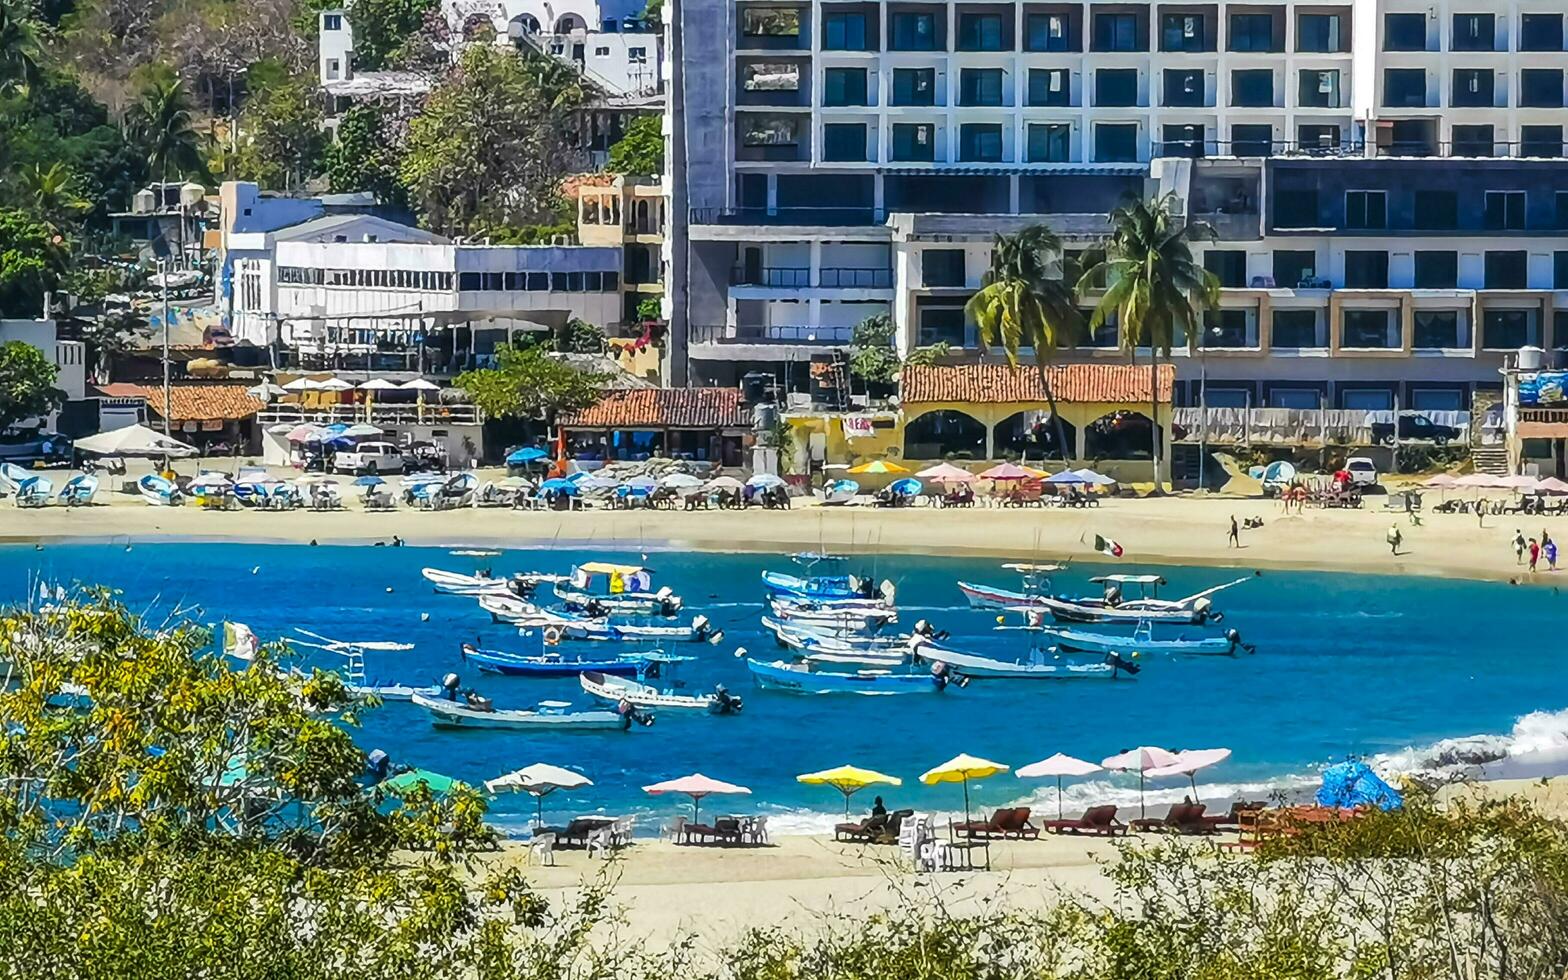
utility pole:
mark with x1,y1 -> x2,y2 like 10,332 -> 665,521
161,256 -> 172,439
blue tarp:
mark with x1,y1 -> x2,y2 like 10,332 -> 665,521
1315,760 -> 1403,811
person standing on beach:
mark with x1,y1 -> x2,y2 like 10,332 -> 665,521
1387,524 -> 1403,555
1547,536 -> 1559,572
1228,516 -> 1240,548
1514,530 -> 1527,564
1529,538 -> 1541,573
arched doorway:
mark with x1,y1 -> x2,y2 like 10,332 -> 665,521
1083,411 -> 1159,459
993,411 -> 1076,461
554,13 -> 587,32
904,410 -> 987,460
507,13 -> 541,38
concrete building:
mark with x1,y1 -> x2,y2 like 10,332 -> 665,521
572,173 -> 669,323
0,318 -> 88,439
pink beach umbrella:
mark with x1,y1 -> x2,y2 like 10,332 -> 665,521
978,462 -> 1034,481
1101,746 -> 1182,818
1536,477 -> 1568,496
1422,474 -> 1458,489
1145,748 -> 1233,803
917,462 -> 977,484
642,773 -> 751,823
1016,753 -> 1103,820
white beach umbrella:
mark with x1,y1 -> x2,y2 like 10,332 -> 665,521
316,378 -> 354,392
358,378 -> 402,391
659,472 -> 704,489
74,423 -> 197,459
487,763 -> 593,826
400,378 -> 441,391
1145,748 -> 1233,803
1101,746 -> 1182,819
1016,753 -> 1103,820
705,475 -> 744,491
188,472 -> 234,490
282,377 -> 322,392
247,382 -> 287,399
339,423 -> 382,438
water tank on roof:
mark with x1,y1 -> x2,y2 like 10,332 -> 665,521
741,371 -> 772,405
179,184 -> 205,209
1519,346 -> 1544,371
132,189 -> 156,214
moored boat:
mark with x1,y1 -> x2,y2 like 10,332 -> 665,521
421,567 -> 565,597
1042,622 -> 1254,657
459,641 -> 650,677
562,615 -> 724,644
411,691 -> 640,730
554,562 -> 683,616
910,636 -> 1133,680
580,658 -> 743,714
745,657 -> 955,695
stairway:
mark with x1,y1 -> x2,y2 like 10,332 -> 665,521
1471,446 -> 1509,476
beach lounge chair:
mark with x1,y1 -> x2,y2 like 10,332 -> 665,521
876,809 -> 914,844
1043,804 -> 1126,836
1131,802 -> 1211,834
998,806 -> 1038,839
683,821 -> 718,844
954,807 -> 1014,839
661,815 -> 688,843
836,812 -> 889,842
711,816 -> 745,845
1200,801 -> 1265,833
744,815 -> 769,845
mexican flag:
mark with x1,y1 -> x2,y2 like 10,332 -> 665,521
1092,534 -> 1124,558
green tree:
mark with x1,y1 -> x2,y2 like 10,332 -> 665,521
401,45 -> 587,235
348,0 -> 438,71
0,339 -> 61,429
606,113 -> 663,175
0,0 -> 40,93
455,342 -> 607,428
19,162 -> 92,231
1079,194 -> 1218,491
127,72 -> 208,185
0,69 -> 143,224
966,225 -> 1084,464
324,104 -> 406,207
0,208 -> 65,317
847,313 -> 949,393
229,66 -> 324,190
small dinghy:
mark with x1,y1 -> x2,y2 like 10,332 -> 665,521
412,688 -> 648,731
910,635 -> 1134,680
580,656 -> 743,714
746,657 -> 956,695
1040,621 -> 1254,657
421,567 -> 564,597
563,615 -> 724,644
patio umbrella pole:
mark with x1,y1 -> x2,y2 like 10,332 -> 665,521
1057,776 -> 1064,821
1139,772 -> 1146,819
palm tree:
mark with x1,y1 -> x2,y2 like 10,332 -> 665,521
22,164 -> 92,232
1078,194 -> 1219,492
129,76 -> 208,187
966,225 -> 1084,465
0,0 -> 39,95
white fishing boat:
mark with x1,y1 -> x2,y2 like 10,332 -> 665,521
411,690 -> 644,731
762,615 -> 918,652
961,567 -> 1246,624
1033,620 -> 1254,657
420,567 -> 566,596
955,563 -> 1065,609
554,562 -> 684,616
579,656 -> 743,714
909,635 -> 1134,680
477,594 -> 596,628
768,601 -> 898,631
563,615 -> 724,644
288,629 -> 440,700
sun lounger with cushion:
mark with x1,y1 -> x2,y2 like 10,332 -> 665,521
835,812 -> 889,842
1131,802 -> 1211,834
1043,804 -> 1126,836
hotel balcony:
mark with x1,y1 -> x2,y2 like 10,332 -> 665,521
729,266 -> 894,289
258,403 -> 483,427
690,323 -> 853,346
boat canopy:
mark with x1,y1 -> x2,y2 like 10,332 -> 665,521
1002,562 -> 1065,573
1091,574 -> 1166,585
577,561 -> 647,576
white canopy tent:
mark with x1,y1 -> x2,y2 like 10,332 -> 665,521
74,424 -> 197,459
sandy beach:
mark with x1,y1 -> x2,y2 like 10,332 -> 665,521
4,466 -> 1565,585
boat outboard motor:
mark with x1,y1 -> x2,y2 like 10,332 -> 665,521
1227,628 -> 1256,654
366,748 -> 391,783
692,615 -> 724,644
1103,582 -> 1123,607
585,599 -> 609,617
1104,653 -> 1141,676
655,586 -> 683,616
912,619 -> 948,642
1194,597 -> 1220,624
616,698 -> 655,729
710,683 -> 743,715
930,660 -> 967,690
508,575 -> 537,598
441,672 -> 461,701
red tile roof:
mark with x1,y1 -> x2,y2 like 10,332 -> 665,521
561,388 -> 748,428
95,384 -> 265,422
901,363 -> 1174,405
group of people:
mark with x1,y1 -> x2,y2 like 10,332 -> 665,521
1512,529 -> 1559,573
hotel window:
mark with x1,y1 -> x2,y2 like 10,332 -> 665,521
821,10 -> 868,50
890,123 -> 935,161
1344,250 -> 1389,288
1384,13 -> 1426,50
323,12 -> 341,29
1272,309 -> 1321,348
1484,251 -> 1528,289
959,68 -> 1004,106
956,12 -> 1005,51
891,68 -> 935,105
628,47 -> 646,61
1414,251 -> 1458,289
1345,191 -> 1386,230
1556,252 -> 1568,289
1028,68 -> 1071,106
527,272 -> 549,290
922,249 -> 966,287
1231,124 -> 1272,157
1296,13 -> 1342,52
1521,69 -> 1564,108
1383,69 -> 1426,107
1451,125 -> 1493,158
1483,309 -> 1537,348
1231,69 -> 1272,107
1521,13 -> 1564,52
890,11 -> 937,50
1413,311 -> 1462,349
1297,124 -> 1339,152
502,272 -> 523,290
1204,251 -> 1247,288
1342,310 -> 1396,348
1521,125 -> 1564,159
1268,387 -> 1322,409
822,67 -> 868,105
1025,13 -> 1072,51
1483,191 -> 1526,230
1298,69 -> 1339,108
1451,69 -> 1493,108
1164,68 -> 1203,107
821,123 -> 867,161
1096,68 -> 1138,106
1027,123 -> 1071,162
594,45 -> 609,56
743,62 -> 799,91
1559,192 -> 1568,229
1162,124 -> 1205,158
1091,12 -> 1140,52
958,123 -> 1003,162
1204,309 -> 1251,347
1341,387 -> 1394,410
1273,191 -> 1318,229
1160,13 -> 1205,52
1228,13 -> 1275,52
742,8 -> 801,44
1452,13 -> 1493,51
1413,190 -> 1458,229
1094,123 -> 1138,163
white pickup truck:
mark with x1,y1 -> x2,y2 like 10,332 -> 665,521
334,441 -> 407,475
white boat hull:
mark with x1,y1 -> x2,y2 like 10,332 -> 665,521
913,639 -> 1124,680
579,672 -> 725,712
411,692 -> 626,730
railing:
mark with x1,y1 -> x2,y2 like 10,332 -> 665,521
691,207 -> 887,227
731,266 -> 811,287
819,267 -> 893,288
258,404 -> 484,426
1173,408 -> 1472,446
689,323 -> 854,345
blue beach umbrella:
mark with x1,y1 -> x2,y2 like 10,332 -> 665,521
539,478 -> 578,494
353,475 -> 385,487
507,447 -> 548,465
889,477 -> 922,496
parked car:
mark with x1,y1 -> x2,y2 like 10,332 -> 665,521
1370,413 -> 1462,446
333,441 -> 407,475
1344,456 -> 1379,488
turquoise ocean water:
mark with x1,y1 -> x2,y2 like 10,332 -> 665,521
4,541 -> 1567,834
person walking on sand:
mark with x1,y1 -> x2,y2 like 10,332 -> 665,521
1529,537 -> 1541,573
1387,523 -> 1403,555
1546,536 -> 1559,572
1514,530 -> 1527,564
1228,515 -> 1240,548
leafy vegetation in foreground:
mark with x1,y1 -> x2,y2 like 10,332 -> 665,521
3,595 -> 1567,979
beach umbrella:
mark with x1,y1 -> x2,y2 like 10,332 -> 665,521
316,378 -> 353,392
247,382 -> 287,399
282,376 -> 322,392
486,763 -> 593,827
919,753 -> 1009,826
746,473 -> 786,489
340,423 -> 382,438
797,765 -> 903,816
642,773 -> 751,823
578,475 -> 620,491
564,470 -> 590,483
74,423 -> 197,459
400,378 -> 441,391
353,475 -> 385,487
917,462 -> 977,483
847,459 -> 909,475
188,472 -> 234,490
1537,477 -> 1568,495
507,446 -> 549,465
382,768 -> 464,796
660,472 -> 705,489
539,478 -> 578,494
978,462 -> 1033,481
622,475 -> 659,491
706,475 -> 744,491
889,477 -> 923,496
1102,746 -> 1182,819
1500,473 -> 1542,490
1015,753 -> 1103,820
1045,470 -> 1089,484
1423,473 -> 1459,489
1146,748 -> 1233,803
1071,468 -> 1117,486
285,423 -> 324,443
358,378 -> 401,391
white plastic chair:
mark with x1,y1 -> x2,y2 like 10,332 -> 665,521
528,832 -> 556,866
587,826 -> 615,860
661,815 -> 687,843
746,815 -> 769,845
899,814 -> 929,864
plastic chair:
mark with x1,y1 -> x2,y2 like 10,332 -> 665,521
661,815 -> 687,844
528,832 -> 557,866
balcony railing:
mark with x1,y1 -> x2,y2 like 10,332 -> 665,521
690,323 -> 854,345
258,403 -> 484,426
691,206 -> 887,227
731,266 -> 811,287
1173,407 -> 1471,446
818,267 -> 893,288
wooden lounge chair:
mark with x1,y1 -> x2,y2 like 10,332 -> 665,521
1200,801 -> 1265,833
998,806 -> 1039,839
1131,802 -> 1211,834
1043,804 -> 1126,836
954,807 -> 1014,840
835,812 -> 889,842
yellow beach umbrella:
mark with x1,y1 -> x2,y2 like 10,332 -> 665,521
797,764 -> 903,816
920,753 -> 1010,825
847,459 -> 910,475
